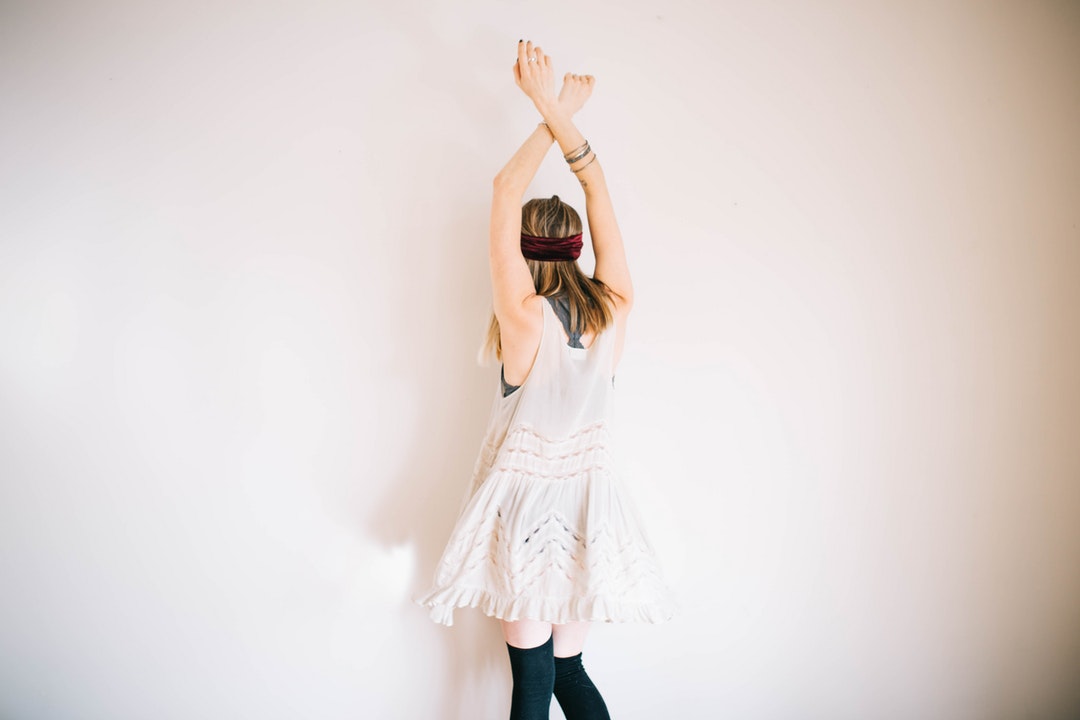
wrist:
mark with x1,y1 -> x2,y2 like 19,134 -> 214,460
536,100 -> 569,123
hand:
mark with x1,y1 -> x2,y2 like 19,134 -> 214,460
512,40 -> 557,113
557,72 -> 595,117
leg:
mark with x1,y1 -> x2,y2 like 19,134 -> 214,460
551,621 -> 591,658
501,620 -> 555,720
501,618 -> 554,650
550,622 -> 610,720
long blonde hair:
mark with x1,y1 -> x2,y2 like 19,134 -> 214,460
483,195 -> 614,361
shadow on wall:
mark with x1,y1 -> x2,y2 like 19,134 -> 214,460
366,211 -> 507,715
367,208 -> 504,715
365,23 -> 516,718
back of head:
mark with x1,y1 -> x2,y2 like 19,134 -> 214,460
483,195 -> 614,362
521,195 -> 581,242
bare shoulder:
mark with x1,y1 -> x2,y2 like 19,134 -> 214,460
609,291 -> 631,371
497,293 -> 545,338
500,294 -> 545,385
611,295 -> 630,336
594,278 -> 630,318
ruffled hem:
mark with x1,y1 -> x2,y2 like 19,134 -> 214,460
414,585 -> 678,627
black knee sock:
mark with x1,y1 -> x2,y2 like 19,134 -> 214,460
506,634 -> 554,720
553,653 -> 610,720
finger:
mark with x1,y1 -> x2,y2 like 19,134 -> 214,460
518,39 -> 528,67
534,45 -> 547,66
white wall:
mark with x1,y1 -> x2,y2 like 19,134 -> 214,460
2,1 -> 1078,718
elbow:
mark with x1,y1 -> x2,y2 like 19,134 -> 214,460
493,172 -> 523,198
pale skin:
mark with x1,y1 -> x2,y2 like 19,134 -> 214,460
492,40 -> 634,654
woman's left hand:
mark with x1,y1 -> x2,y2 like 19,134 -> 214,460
513,40 -> 557,114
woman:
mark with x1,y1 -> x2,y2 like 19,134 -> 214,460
418,40 -> 675,719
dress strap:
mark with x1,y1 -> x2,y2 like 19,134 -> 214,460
546,295 -> 584,349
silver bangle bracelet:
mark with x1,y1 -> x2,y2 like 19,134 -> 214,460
564,141 -> 590,163
571,153 -> 597,173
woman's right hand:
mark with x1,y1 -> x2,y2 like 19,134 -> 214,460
557,73 -> 595,117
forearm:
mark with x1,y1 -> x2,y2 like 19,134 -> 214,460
493,124 -> 556,197
534,101 -> 606,192
534,103 -> 587,162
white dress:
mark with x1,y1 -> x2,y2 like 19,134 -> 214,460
417,297 -> 676,626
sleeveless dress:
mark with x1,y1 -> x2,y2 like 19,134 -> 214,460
416,295 -> 676,627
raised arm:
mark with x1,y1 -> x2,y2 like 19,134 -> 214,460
490,41 -> 596,329
490,122 -> 554,330
523,44 -> 633,313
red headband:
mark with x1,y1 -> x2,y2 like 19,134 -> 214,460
520,233 -> 583,262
